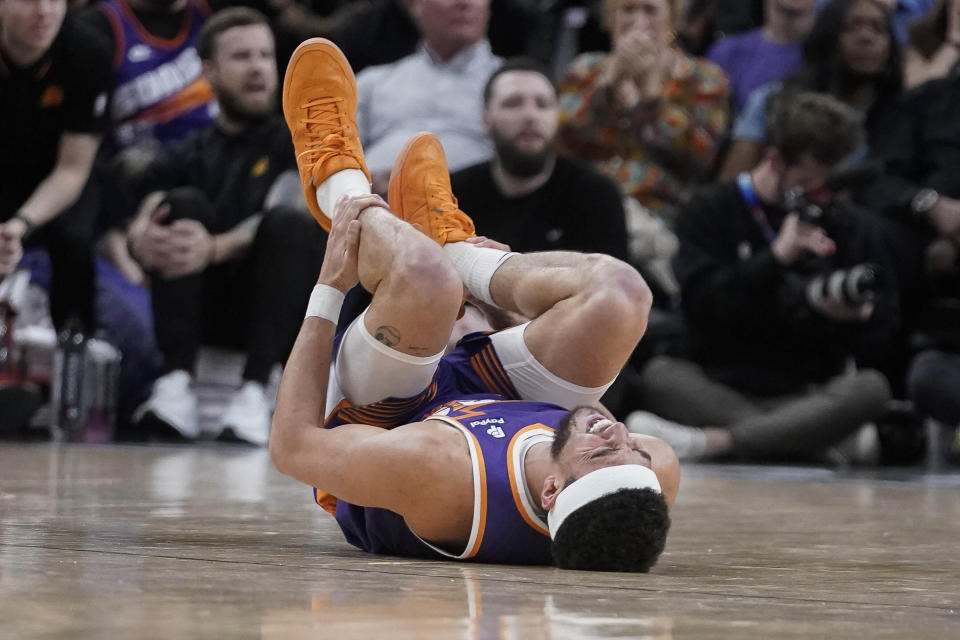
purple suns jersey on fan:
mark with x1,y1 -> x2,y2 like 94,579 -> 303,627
99,0 -> 214,153
314,332 -> 566,565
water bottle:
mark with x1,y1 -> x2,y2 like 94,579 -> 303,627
82,336 -> 121,444
0,271 -> 29,383
0,303 -> 15,383
51,317 -> 87,442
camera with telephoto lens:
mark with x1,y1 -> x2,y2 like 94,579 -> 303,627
806,263 -> 884,307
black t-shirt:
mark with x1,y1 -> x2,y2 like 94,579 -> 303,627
138,114 -> 295,232
450,155 -> 629,260
0,15 -> 113,215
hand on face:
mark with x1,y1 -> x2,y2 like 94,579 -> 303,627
771,213 -> 837,265
613,27 -> 662,79
608,0 -> 674,88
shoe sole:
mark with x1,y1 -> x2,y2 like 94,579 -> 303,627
282,38 -> 357,231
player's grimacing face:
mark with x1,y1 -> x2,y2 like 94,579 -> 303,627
553,407 -> 653,478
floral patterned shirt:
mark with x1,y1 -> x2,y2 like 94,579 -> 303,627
558,51 -> 730,219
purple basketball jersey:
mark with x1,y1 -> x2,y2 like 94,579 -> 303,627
99,0 -> 214,152
319,332 -> 568,565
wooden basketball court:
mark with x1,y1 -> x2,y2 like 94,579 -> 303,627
2,443 -> 957,638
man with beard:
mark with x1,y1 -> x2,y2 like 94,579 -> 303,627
451,59 -> 628,261
124,8 -> 326,445
272,39 -> 679,571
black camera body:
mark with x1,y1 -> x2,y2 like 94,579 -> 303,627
784,186 -> 834,228
783,163 -> 882,229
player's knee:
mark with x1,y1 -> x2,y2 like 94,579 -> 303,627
394,243 -> 463,310
588,256 -> 653,321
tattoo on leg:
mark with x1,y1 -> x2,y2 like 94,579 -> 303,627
375,325 -> 401,347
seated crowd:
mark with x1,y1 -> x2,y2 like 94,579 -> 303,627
1,0 -> 958,466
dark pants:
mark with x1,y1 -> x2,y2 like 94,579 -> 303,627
637,356 -> 892,460
908,350 -> 960,426
150,187 -> 326,384
2,180 -> 98,333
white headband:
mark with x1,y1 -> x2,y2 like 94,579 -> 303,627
547,464 -> 662,540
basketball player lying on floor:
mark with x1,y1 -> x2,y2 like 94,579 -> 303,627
269,39 -> 680,572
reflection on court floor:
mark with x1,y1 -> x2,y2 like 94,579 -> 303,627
1,444 -> 957,639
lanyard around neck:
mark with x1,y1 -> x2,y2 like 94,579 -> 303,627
736,172 -> 777,245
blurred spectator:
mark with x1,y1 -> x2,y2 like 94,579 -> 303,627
678,0 -> 766,55
903,0 -> 960,87
556,0 -> 730,223
627,93 -> 894,462
81,0 -> 216,176
0,0 -> 112,333
826,0 -> 936,44
706,0 -> 815,112
451,58 -> 629,260
356,0 -> 501,193
271,0 -> 537,74
869,70 -> 960,244
555,0 -> 728,302
123,8 -> 325,445
720,0 -> 903,179
867,61 -> 960,422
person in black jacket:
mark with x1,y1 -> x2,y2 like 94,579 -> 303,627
625,91 -> 894,463
120,8 -> 326,445
869,68 -> 960,441
0,0 -> 112,333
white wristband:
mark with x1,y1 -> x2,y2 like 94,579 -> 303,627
305,284 -> 345,324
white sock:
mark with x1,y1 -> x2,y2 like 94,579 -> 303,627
315,169 -> 370,219
443,242 -> 516,306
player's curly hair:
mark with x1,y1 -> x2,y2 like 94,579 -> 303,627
551,487 -> 670,572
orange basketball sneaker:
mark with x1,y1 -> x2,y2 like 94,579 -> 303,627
282,38 -> 370,230
387,132 -> 476,245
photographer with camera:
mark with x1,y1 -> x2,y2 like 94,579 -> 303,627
624,92 -> 896,463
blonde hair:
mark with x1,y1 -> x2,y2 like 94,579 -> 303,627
602,0 -> 683,30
